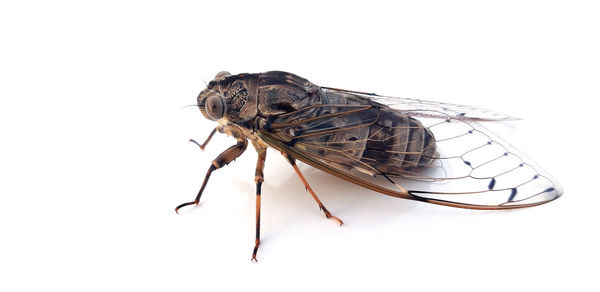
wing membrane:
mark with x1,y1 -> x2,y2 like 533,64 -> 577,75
322,87 -> 519,121
259,101 -> 561,209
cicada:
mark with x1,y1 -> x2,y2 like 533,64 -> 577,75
176,71 -> 562,261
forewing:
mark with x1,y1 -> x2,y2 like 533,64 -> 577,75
259,101 -> 561,209
322,87 -> 518,121
397,113 -> 562,208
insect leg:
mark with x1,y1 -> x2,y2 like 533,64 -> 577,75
175,139 -> 248,213
282,153 -> 343,226
189,128 -> 217,150
251,145 -> 266,262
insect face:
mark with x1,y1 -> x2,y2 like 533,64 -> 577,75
197,71 -> 230,121
197,71 -> 259,123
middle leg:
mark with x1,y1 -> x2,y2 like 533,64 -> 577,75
251,143 -> 266,262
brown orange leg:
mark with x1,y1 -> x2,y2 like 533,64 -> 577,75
251,145 -> 266,262
189,128 -> 217,150
175,139 -> 248,213
282,153 -> 343,226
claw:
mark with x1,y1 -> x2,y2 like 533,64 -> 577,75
189,129 -> 217,151
174,201 -> 198,214
188,139 -> 205,150
251,239 -> 260,262
324,211 -> 344,226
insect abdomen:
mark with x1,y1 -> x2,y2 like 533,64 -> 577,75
362,109 -> 437,175
289,88 -> 438,176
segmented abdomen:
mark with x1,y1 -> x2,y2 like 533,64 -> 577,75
277,89 -> 437,176
361,109 -> 436,175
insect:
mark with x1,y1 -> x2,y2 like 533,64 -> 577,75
176,71 -> 562,261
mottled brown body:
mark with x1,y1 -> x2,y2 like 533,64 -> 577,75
199,71 -> 436,176
179,71 -> 561,261
281,88 -> 437,176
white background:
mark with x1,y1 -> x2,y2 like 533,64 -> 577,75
1,1 -> 598,291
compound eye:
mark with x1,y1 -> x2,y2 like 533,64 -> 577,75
205,95 -> 224,120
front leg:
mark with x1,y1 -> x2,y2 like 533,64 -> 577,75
251,142 -> 267,262
189,128 -> 217,150
175,139 -> 248,213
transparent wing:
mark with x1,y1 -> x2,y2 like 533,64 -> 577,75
259,102 -> 561,209
395,110 -> 562,207
322,87 -> 518,121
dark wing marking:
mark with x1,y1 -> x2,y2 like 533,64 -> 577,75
259,102 -> 561,210
322,87 -> 519,121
